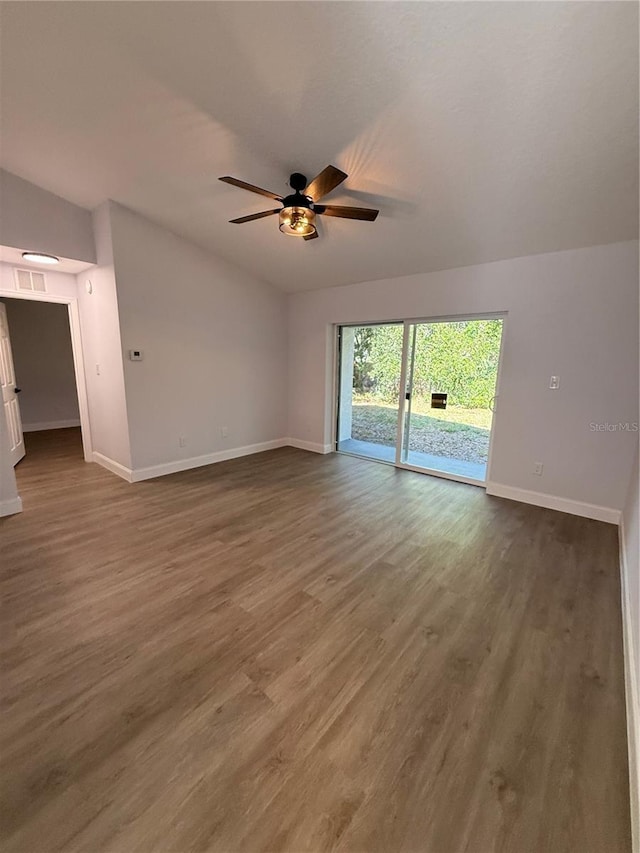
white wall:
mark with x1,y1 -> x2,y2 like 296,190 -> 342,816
76,203 -> 131,468
1,298 -> 79,429
288,241 -> 639,513
108,202 -> 288,471
0,169 -> 95,264
0,191 -> 288,480
0,201 -> 130,471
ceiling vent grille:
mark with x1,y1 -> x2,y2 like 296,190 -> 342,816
15,268 -> 47,293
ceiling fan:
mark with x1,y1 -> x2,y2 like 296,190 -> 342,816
219,165 -> 379,241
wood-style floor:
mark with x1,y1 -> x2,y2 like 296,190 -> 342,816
1,429 -> 631,852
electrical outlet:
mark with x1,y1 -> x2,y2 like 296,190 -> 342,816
179,436 -> 187,448
533,462 -> 544,476
96,364 -> 100,375
220,426 -> 228,439
549,376 -> 560,390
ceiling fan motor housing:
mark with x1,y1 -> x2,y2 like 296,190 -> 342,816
288,172 -> 308,192
283,174 -> 313,211
282,191 -> 313,210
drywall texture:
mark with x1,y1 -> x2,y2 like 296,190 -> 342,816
108,202 -> 288,470
76,203 -> 131,468
1,298 -> 79,429
288,241 -> 639,512
0,169 -> 95,264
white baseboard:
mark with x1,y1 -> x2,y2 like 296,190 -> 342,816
286,438 -> 333,455
620,516 -> 639,853
92,451 -> 133,482
23,419 -> 81,433
485,482 -> 620,524
130,438 -> 288,482
93,438 -> 335,483
0,496 -> 23,517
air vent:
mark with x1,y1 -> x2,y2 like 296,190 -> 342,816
14,268 -> 46,293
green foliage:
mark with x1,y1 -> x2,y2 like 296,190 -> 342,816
352,327 -> 375,393
353,320 -> 502,409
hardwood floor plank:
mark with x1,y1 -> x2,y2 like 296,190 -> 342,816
0,428 -> 631,852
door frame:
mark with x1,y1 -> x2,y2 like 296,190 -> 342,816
333,312 -> 507,488
0,289 -> 93,462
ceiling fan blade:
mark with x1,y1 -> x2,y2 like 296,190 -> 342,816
305,165 -> 348,201
229,209 -> 280,224
315,204 -> 379,221
303,229 -> 319,241
219,176 -> 282,201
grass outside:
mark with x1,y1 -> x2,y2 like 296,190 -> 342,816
351,394 -> 492,464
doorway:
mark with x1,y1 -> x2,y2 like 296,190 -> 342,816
336,316 -> 504,485
0,297 -> 89,466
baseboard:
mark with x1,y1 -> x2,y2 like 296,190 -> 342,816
130,438 -> 288,482
94,438 -> 333,483
92,451 -> 133,482
485,482 -> 621,524
286,438 -> 333,455
93,439 -> 304,483
23,419 -> 81,433
620,516 -> 640,853
0,496 -> 23,517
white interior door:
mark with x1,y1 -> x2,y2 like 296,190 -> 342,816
0,303 -> 25,465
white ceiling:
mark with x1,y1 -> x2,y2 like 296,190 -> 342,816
1,2 -> 637,293
0,246 -> 93,276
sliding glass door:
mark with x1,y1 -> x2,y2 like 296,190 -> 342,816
336,323 -> 403,463
400,318 -> 503,481
336,316 -> 504,485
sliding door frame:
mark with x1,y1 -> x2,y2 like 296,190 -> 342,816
395,312 -> 507,486
394,321 -> 413,466
334,320 -> 404,461
334,312 -> 508,488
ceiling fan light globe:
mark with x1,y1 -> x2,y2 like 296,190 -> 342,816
279,206 -> 316,237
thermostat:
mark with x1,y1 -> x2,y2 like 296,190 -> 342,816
129,349 -> 144,361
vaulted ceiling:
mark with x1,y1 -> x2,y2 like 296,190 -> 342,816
1,2 -> 637,292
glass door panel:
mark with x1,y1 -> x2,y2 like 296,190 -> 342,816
400,319 -> 503,482
336,323 -> 404,463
